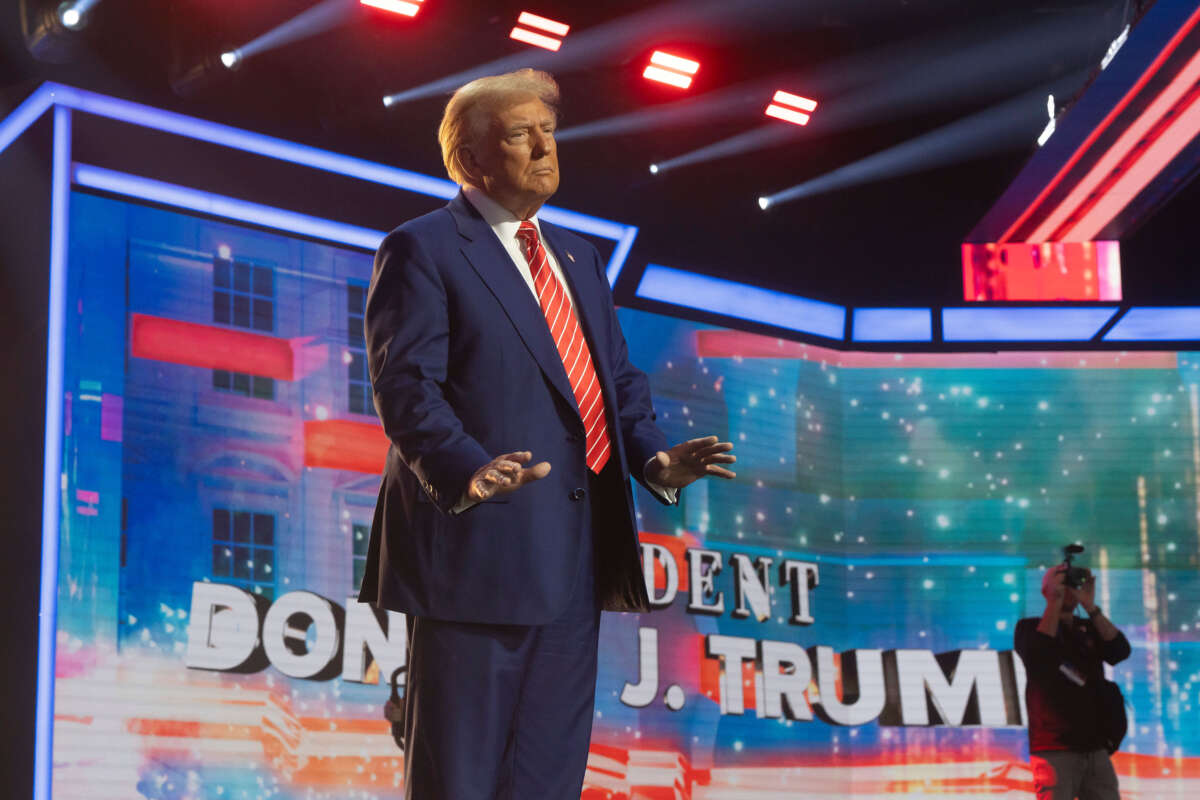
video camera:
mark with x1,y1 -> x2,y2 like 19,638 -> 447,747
1061,543 -> 1091,589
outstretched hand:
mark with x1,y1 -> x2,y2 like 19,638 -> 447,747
467,451 -> 551,502
646,435 -> 736,490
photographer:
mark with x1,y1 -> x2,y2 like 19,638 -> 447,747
1014,558 -> 1131,800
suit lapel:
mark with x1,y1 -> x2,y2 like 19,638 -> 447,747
448,194 -> 582,420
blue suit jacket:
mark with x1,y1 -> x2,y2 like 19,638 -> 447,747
358,192 -> 669,625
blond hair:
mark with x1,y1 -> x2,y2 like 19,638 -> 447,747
438,69 -> 560,185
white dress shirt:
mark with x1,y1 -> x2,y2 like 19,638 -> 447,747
453,185 -> 677,510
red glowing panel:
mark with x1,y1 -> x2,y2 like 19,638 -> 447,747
643,51 -> 700,89
765,89 -> 818,126
360,0 -> 422,18
129,313 -> 295,380
304,419 -> 390,474
962,241 -> 1122,301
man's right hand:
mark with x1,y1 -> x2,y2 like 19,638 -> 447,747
1044,565 -> 1066,603
466,451 -> 551,502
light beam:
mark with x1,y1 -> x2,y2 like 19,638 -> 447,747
760,76 -> 1087,210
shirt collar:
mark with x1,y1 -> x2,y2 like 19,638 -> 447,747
462,184 -> 543,243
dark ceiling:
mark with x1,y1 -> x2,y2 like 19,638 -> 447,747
4,0 -> 1191,307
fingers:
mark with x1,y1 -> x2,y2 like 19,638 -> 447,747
468,475 -> 495,501
493,459 -> 522,479
705,464 -> 736,479
499,450 -> 533,464
521,461 -> 552,482
701,453 -> 737,465
693,441 -> 734,458
684,435 -> 720,448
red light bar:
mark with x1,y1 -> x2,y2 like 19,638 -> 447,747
518,11 -> 568,36
361,0 -> 422,18
510,12 -> 569,51
997,3 -> 1200,243
650,51 -> 699,74
643,50 -> 699,89
765,90 -> 818,126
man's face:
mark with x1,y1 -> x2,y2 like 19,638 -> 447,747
468,96 -> 559,215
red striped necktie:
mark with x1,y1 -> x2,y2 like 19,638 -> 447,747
515,220 -> 611,474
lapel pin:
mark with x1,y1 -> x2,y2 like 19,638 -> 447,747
567,252 -> 575,262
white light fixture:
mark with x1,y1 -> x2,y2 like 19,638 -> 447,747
59,5 -> 82,29
1100,24 -> 1130,71
649,163 -> 659,174
220,50 -> 241,69
1037,93 -> 1056,147
757,196 -> 770,210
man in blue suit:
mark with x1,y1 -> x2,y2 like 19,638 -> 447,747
359,69 -> 735,799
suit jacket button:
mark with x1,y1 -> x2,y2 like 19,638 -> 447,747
570,488 -> 586,501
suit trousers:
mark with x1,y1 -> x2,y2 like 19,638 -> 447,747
401,459 -> 626,800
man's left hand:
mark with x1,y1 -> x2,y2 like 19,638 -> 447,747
646,435 -> 736,489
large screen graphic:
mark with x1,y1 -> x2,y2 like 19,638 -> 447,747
51,191 -> 1199,799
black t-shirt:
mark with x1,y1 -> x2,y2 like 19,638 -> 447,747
1013,616 -> 1131,752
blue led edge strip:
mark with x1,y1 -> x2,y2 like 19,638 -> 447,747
636,264 -> 847,340
41,82 -> 637,285
73,163 -> 388,250
1104,306 -> 1200,341
606,225 -> 639,287
634,264 -> 1200,345
942,306 -> 1120,342
35,105 -> 71,800
852,308 -> 933,342
0,84 -> 55,159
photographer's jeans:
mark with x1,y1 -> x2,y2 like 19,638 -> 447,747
1030,750 -> 1120,800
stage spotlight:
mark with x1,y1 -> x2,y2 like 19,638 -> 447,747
171,52 -> 237,97
649,163 -> 659,174
510,12 -> 569,51
757,196 -> 770,210
643,50 -> 699,89
202,0 -> 358,90
361,0 -> 422,17
20,0 -> 95,62
764,90 -> 817,126
59,5 -> 82,28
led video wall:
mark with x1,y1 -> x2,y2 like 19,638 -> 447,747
50,190 -> 1199,799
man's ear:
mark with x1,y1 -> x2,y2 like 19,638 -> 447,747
458,146 -> 483,186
